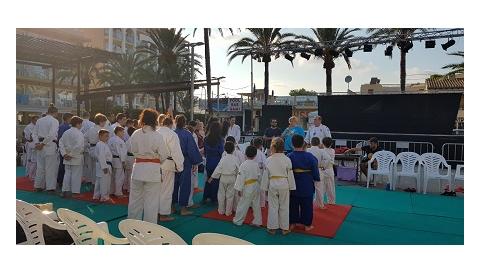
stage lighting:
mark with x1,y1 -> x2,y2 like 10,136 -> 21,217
314,48 -> 323,56
363,44 -> 373,52
285,53 -> 295,62
425,40 -> 436,48
384,45 -> 393,57
300,52 -> 311,60
344,48 -> 353,57
442,39 -> 456,50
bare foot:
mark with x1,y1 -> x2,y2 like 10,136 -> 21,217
180,208 -> 193,216
267,229 -> 276,235
305,225 -> 314,231
319,206 -> 327,210
289,224 -> 297,230
281,229 -> 290,235
187,203 -> 201,209
159,215 -> 175,222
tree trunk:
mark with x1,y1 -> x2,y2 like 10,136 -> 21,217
173,91 -> 177,115
400,49 -> 406,92
127,94 -> 134,112
264,61 -> 269,105
325,67 -> 332,95
204,29 -> 212,117
160,93 -> 165,113
154,93 -> 160,111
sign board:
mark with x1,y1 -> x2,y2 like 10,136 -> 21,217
228,98 -> 242,112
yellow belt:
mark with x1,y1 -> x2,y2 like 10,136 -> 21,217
293,169 -> 311,173
244,179 -> 257,185
269,176 -> 287,180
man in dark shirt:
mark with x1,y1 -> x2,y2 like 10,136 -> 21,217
263,118 -> 282,150
345,137 -> 382,178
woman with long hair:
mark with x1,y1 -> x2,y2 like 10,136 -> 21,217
203,121 -> 224,204
221,120 -> 230,140
127,108 -> 169,224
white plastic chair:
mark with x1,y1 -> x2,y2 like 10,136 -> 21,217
192,233 -> 253,245
118,219 -> 187,245
420,153 -> 452,194
57,208 -> 129,245
16,199 -> 67,245
366,151 -> 396,189
393,152 -> 422,192
454,164 -> 464,184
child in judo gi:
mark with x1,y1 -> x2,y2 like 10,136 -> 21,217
208,141 -> 241,216
306,137 -> 324,208
124,126 -> 136,193
224,136 -> 245,211
261,138 -> 296,235
252,137 -> 267,207
318,137 -> 336,207
108,126 -> 127,198
93,129 -> 113,202
288,134 -> 320,231
58,116 -> 84,197
233,146 -> 262,226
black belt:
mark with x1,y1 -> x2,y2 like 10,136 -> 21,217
106,161 -> 113,167
127,152 -> 134,156
90,143 -> 96,147
167,157 -> 173,160
113,155 -> 120,158
39,137 -> 44,142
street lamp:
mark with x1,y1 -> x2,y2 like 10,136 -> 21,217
186,42 -> 204,121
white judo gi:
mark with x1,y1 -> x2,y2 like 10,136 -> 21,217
261,153 -> 296,230
308,146 -> 336,207
223,146 -> 245,211
59,127 -> 84,194
305,124 -> 331,145
157,126 -> 184,215
211,154 -> 240,216
23,123 -> 36,180
233,159 -> 262,226
93,140 -> 112,201
80,119 -> 95,182
84,125 -> 105,183
108,135 -> 127,196
32,114 -> 59,191
127,126 -> 168,224
254,148 -> 267,207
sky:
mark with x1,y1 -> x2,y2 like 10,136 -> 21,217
183,28 -> 464,99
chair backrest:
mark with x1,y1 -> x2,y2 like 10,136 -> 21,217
395,152 -> 421,174
371,151 -> 396,172
16,200 -> 49,245
191,233 -> 253,245
118,219 -> 187,245
420,153 -> 448,175
57,208 -> 124,245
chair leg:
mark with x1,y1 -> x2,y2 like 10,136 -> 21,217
366,173 -> 370,188
423,177 -> 428,194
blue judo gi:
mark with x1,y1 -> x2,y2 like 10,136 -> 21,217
173,128 -> 202,207
202,139 -> 224,203
288,151 -> 320,226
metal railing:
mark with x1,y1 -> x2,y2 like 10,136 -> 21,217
441,143 -> 464,163
333,138 -> 434,155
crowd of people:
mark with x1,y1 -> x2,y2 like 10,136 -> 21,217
22,104 -> 379,235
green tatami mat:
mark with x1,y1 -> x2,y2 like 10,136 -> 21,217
16,190 -> 93,211
241,228 -> 348,245
335,185 -> 362,205
16,166 -> 26,177
335,220 -> 463,245
346,207 -> 463,236
411,194 -> 464,219
74,203 -> 127,223
172,217 -> 256,244
351,187 -> 413,213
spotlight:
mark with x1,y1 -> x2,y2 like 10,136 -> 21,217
285,53 -> 295,62
331,50 -> 340,58
314,48 -> 323,56
404,41 -> 413,52
363,44 -> 373,52
441,39 -> 456,51
425,40 -> 436,49
344,48 -> 353,58
384,45 -> 393,57
300,52 -> 311,60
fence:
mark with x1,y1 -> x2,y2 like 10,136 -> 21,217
333,138 -> 434,155
441,143 -> 464,163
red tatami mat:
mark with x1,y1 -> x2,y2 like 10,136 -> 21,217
202,204 -> 352,238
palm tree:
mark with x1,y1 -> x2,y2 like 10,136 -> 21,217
367,28 -> 428,92
138,28 -> 202,112
297,28 -> 359,94
227,28 -> 295,105
193,28 -> 236,116
97,51 -> 143,111
442,51 -> 464,77
57,59 -> 101,92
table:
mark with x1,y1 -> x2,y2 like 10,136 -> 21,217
335,153 -> 362,182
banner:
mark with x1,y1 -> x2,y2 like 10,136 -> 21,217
228,98 -> 242,111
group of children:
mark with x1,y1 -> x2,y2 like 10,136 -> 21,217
207,133 -> 336,235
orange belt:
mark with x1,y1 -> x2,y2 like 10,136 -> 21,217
135,158 -> 161,164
